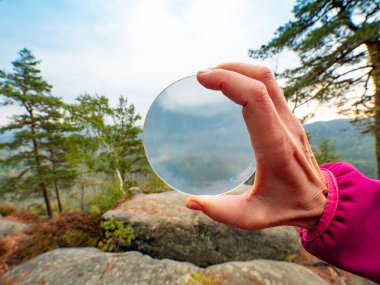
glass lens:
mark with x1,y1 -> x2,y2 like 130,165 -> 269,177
143,75 -> 256,195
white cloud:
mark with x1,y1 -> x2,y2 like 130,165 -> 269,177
43,1 -> 297,112
2,0 -> 347,127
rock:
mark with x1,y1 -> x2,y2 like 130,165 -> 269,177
0,218 -> 26,238
293,248 -> 377,285
344,273 -> 378,285
128,186 -> 143,195
103,191 -> 301,267
0,248 -> 328,285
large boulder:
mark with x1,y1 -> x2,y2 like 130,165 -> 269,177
0,218 -> 26,238
0,248 -> 328,285
103,190 -> 301,267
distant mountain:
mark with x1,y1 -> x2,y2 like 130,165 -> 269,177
0,119 -> 376,178
305,119 -> 375,178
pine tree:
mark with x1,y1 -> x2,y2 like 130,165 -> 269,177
0,49 -> 75,216
39,105 -> 78,212
314,138 -> 341,164
249,0 -> 379,176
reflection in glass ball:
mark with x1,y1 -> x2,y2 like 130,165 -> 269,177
143,76 -> 256,195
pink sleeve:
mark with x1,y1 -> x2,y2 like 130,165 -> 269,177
300,162 -> 380,283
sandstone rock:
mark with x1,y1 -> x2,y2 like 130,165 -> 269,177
293,248 -> 377,285
0,218 -> 26,238
103,191 -> 301,267
0,248 -> 328,285
128,186 -> 143,195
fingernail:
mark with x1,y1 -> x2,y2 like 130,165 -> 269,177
197,69 -> 212,75
186,200 -> 203,211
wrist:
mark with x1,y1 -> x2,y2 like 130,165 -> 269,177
294,168 -> 330,230
295,192 -> 327,230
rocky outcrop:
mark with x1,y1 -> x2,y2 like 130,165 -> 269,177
103,190 -> 301,267
0,248 -> 328,285
0,218 -> 26,238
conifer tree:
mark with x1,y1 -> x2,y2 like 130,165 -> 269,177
249,0 -> 380,176
39,105 -> 78,212
314,138 -> 341,164
0,49 -> 75,216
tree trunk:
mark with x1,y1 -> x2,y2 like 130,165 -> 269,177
115,168 -> 125,194
31,119 -> 53,217
54,179 -> 63,213
81,183 -> 85,210
367,41 -> 380,178
50,150 -> 63,213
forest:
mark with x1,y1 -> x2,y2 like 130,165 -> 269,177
0,49 -> 166,218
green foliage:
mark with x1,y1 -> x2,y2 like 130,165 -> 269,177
249,0 -> 379,124
87,186 -> 124,213
0,202 -> 17,216
140,174 -> 169,193
68,94 -> 148,194
250,0 -> 380,110
98,219 -> 135,252
314,138 -> 341,164
89,205 -> 101,216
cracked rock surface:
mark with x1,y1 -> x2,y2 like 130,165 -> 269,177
103,190 -> 301,267
0,248 -> 328,285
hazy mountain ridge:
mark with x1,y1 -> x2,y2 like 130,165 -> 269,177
305,119 -> 375,178
1,119 -> 376,179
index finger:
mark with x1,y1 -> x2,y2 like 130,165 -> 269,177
197,69 -> 284,151
214,63 -> 289,116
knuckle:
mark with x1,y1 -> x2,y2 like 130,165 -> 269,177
259,66 -> 274,80
249,80 -> 268,103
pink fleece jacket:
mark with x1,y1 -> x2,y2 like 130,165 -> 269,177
300,162 -> 380,283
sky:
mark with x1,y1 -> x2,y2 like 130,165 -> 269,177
0,0 -> 345,126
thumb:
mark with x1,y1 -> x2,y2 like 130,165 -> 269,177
186,194 -> 265,230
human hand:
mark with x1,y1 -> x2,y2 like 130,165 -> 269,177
185,63 -> 327,231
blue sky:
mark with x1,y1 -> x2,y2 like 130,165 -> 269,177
0,0 -> 343,125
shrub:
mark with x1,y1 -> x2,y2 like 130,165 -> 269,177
11,210 -> 40,223
6,211 -> 101,266
0,203 -> 17,216
88,186 -> 124,213
89,205 -> 101,215
98,219 -> 135,252
140,174 -> 169,194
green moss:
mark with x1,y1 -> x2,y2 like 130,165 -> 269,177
187,272 -> 215,285
199,231 -> 211,240
282,253 -> 297,262
98,219 -> 136,252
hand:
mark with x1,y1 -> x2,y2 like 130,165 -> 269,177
185,63 -> 327,231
